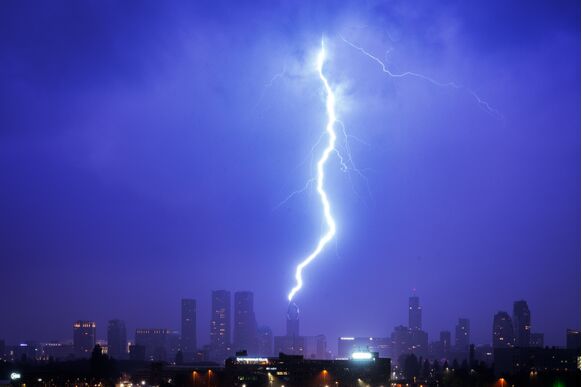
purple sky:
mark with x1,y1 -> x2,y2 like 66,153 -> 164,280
0,0 -> 580,350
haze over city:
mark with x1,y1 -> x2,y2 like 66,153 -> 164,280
0,0 -> 579,355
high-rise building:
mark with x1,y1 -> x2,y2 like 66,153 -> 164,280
73,321 -> 96,358
410,329 -> 428,358
107,319 -> 127,359
408,295 -> 422,331
455,318 -> 470,353
492,311 -> 514,349
440,331 -> 451,354
135,328 -> 179,362
286,302 -> 300,337
513,300 -> 531,348
530,333 -> 544,348
234,291 -> 257,354
566,329 -> 580,350
391,325 -> 412,361
274,304 -> 304,356
257,326 -> 273,357
181,299 -> 197,356
210,290 -> 231,361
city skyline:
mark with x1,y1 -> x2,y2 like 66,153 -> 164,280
1,291 -> 576,357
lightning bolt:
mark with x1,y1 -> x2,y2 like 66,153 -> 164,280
285,32 -> 500,302
253,67 -> 287,115
340,35 -> 503,120
287,38 -> 337,302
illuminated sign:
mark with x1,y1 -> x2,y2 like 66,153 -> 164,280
235,357 -> 269,364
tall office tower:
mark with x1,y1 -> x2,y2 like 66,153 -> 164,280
257,326 -> 273,357
286,302 -> 300,337
410,329 -> 428,358
181,299 -> 197,356
440,331 -> 451,354
408,295 -> 422,331
135,328 -> 176,361
390,325 -> 412,361
492,311 -> 514,349
210,290 -> 231,359
107,319 -> 127,359
530,333 -> 544,348
455,318 -> 470,353
273,304 -> 303,356
73,321 -> 96,358
513,300 -> 531,348
566,329 -> 580,349
234,291 -> 257,354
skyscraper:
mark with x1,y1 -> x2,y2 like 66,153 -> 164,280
181,298 -> 197,356
439,331 -> 451,354
513,300 -> 531,348
410,329 -> 428,358
107,319 -> 127,359
135,328 -> 178,362
286,302 -> 300,337
234,291 -> 257,354
210,290 -> 231,360
390,325 -> 412,361
73,321 -> 96,358
492,311 -> 514,349
455,318 -> 470,353
408,295 -> 422,331
256,326 -> 273,357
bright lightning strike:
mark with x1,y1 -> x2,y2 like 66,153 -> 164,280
287,38 -> 338,302
340,35 -> 503,120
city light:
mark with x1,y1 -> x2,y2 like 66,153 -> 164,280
351,351 -> 374,360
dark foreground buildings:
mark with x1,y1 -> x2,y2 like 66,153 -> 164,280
4,348 -> 579,386
221,352 -> 391,387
